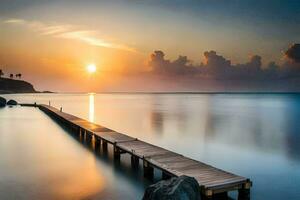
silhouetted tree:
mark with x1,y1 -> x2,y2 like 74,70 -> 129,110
19,73 -> 22,79
0,69 -> 3,78
10,74 -> 13,79
16,73 -> 22,79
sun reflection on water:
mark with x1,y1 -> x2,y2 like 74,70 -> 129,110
89,93 -> 95,123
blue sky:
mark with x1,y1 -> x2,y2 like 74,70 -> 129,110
1,0 -> 299,63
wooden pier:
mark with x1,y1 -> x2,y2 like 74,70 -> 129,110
36,104 -> 251,199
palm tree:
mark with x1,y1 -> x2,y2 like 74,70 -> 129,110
0,69 -> 3,78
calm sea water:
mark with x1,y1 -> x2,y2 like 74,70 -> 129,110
1,93 -> 300,200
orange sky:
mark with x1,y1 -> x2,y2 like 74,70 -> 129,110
0,19 -> 147,91
0,1 -> 298,92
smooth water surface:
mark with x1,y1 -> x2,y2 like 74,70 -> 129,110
0,104 -> 149,200
1,93 -> 300,200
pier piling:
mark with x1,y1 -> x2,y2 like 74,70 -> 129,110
238,181 -> 251,200
102,140 -> 108,152
95,138 -> 101,150
114,146 -> 121,160
143,160 -> 154,179
131,155 -> 139,169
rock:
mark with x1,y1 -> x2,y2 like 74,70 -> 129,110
143,175 -> 201,200
7,99 -> 18,106
0,96 -> 6,107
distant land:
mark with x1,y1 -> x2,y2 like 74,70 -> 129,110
2,75 -> 300,94
0,77 -> 36,94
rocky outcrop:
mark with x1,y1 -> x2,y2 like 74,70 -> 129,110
0,78 -> 36,94
7,99 -> 18,105
143,175 -> 201,200
0,96 -> 6,107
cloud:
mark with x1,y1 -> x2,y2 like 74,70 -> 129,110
149,50 -> 197,76
285,43 -> 300,63
267,61 -> 279,70
4,18 -> 136,52
4,19 -> 26,24
41,25 -> 72,35
201,50 -> 231,78
203,51 -> 231,69
247,55 -> 262,71
148,44 -> 300,80
148,50 -> 265,79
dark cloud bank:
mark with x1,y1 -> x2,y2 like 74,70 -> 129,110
143,44 -> 300,92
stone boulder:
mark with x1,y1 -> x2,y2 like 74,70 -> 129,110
7,99 -> 18,106
0,96 -> 6,107
143,175 -> 201,200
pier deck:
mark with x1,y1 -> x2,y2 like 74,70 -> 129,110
37,104 -> 252,199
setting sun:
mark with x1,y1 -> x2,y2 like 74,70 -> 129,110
87,64 -> 97,73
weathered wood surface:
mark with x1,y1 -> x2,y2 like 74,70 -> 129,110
38,104 -> 251,196
95,131 -> 136,144
117,140 -> 171,158
118,140 -> 247,190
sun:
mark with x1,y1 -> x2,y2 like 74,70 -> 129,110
87,64 -> 97,73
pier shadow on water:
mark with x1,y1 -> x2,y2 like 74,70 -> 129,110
45,113 -> 153,191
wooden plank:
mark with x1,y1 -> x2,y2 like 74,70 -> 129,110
204,178 -> 247,189
117,140 -> 171,158
40,105 -> 112,132
94,131 -> 136,144
73,120 -> 112,132
146,153 -> 248,191
195,174 -> 243,184
206,179 -> 247,190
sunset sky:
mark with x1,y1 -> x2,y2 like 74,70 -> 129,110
0,0 -> 300,92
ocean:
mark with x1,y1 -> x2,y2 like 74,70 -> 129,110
0,93 -> 300,200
